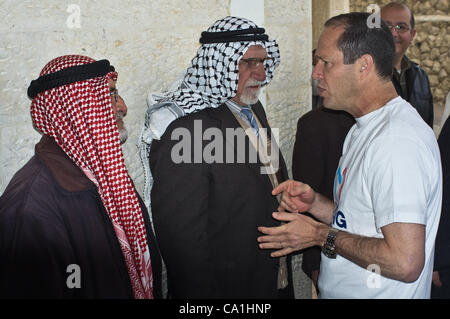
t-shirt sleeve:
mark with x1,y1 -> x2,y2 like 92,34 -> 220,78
364,136 -> 432,232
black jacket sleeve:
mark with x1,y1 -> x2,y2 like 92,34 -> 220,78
0,191 -> 77,298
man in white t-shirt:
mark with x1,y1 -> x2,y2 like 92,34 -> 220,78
257,12 -> 442,298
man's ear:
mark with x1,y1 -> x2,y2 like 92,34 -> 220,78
410,29 -> 416,42
357,54 -> 374,79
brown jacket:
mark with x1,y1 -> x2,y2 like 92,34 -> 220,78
0,135 -> 162,298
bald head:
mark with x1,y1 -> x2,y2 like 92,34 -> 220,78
381,2 -> 415,30
381,2 -> 416,66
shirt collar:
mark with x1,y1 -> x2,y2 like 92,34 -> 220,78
225,99 -> 250,114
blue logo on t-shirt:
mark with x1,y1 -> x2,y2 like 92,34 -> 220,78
332,210 -> 347,229
334,166 -> 348,203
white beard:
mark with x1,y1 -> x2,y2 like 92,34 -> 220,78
118,127 -> 128,144
116,111 -> 128,144
239,79 -> 263,105
240,88 -> 260,105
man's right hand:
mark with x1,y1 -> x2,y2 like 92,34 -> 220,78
433,271 -> 443,287
272,179 -> 335,225
272,180 -> 316,213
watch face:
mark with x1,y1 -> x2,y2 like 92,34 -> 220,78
322,246 -> 337,259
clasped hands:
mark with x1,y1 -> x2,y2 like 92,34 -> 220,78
257,179 -> 326,257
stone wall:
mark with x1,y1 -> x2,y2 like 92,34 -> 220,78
350,0 -> 450,113
265,0 -> 312,174
0,0 -> 312,197
265,0 -> 313,299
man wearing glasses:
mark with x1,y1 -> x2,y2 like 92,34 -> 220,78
142,16 -> 292,298
381,2 -> 434,128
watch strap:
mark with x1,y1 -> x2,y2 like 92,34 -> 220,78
322,228 -> 339,259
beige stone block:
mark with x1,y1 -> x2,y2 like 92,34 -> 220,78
427,35 -> 437,43
434,88 -> 444,101
429,75 -> 439,87
420,41 -> 431,53
432,61 -> 441,73
265,0 -> 310,26
409,45 -> 420,59
430,48 -> 440,59
421,1 -> 432,12
437,0 -> 449,11
443,57 -> 450,73
423,59 -> 433,68
430,26 -> 440,36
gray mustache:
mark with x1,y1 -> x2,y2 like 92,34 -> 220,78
116,111 -> 126,121
244,80 -> 264,88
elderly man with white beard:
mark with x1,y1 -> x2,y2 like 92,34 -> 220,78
109,83 -> 129,144
140,16 -> 292,298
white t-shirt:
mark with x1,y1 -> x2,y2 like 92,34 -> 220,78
318,97 -> 442,299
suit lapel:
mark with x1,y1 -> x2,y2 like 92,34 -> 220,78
207,103 -> 275,188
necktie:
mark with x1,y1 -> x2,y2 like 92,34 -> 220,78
240,107 -> 259,138
233,106 -> 288,290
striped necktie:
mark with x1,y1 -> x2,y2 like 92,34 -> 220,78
240,106 -> 259,138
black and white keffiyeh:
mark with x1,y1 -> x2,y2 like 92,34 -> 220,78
139,16 -> 280,210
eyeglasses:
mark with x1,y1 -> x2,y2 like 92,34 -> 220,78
386,23 -> 410,33
240,57 -> 275,70
110,88 -> 120,103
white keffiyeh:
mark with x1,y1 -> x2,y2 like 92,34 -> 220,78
139,16 -> 280,212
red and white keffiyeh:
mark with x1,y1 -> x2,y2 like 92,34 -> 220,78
30,55 -> 153,299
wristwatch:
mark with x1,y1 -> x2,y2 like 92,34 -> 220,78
322,228 -> 339,259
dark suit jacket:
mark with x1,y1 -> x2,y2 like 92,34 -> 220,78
149,101 -> 290,298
